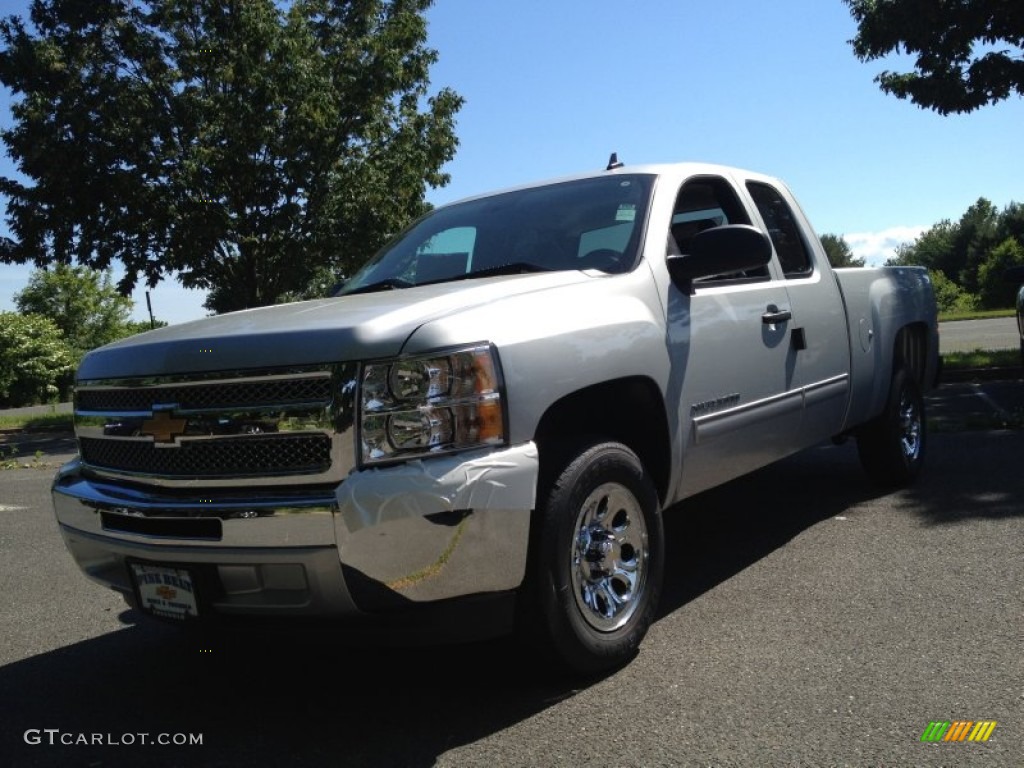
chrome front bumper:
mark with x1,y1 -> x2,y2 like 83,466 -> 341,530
52,443 -> 538,622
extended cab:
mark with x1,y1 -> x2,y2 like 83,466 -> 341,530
53,161 -> 938,673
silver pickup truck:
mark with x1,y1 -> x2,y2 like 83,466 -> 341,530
53,161 -> 938,673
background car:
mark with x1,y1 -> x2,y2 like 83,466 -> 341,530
1006,265 -> 1024,367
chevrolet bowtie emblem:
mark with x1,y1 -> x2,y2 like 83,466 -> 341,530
140,411 -> 188,444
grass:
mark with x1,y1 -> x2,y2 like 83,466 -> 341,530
929,409 -> 1024,433
938,308 -> 1016,322
940,348 -> 1020,370
0,413 -> 74,432
0,445 -> 49,470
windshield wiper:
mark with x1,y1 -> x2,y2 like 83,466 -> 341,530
341,262 -> 549,296
340,277 -> 414,296
458,262 -> 549,280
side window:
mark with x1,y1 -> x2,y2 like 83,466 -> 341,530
746,182 -> 813,278
670,176 -> 769,283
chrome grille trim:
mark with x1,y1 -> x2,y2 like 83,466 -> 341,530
74,364 -> 358,487
76,371 -> 333,414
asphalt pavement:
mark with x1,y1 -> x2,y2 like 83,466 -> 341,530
939,316 -> 1019,353
0,380 -> 1022,766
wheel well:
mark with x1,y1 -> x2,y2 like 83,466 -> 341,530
533,377 -> 671,504
893,323 -> 929,388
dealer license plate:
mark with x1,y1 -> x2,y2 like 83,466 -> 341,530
130,564 -> 199,620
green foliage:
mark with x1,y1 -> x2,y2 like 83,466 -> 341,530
953,198 -> 999,294
928,269 -> 978,315
941,348 -> 1020,371
274,264 -> 344,304
14,264 -> 133,357
0,312 -> 76,407
123,319 -> 169,336
977,238 -> 1024,309
845,0 -> 1024,114
887,220 -> 956,272
937,308 -> 1015,322
820,233 -> 865,268
0,412 -> 73,431
0,0 -> 463,314
889,198 -> 1023,310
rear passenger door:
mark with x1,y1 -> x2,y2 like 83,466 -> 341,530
745,180 -> 850,443
668,175 -> 803,497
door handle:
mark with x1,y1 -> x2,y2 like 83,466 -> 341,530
762,305 -> 792,324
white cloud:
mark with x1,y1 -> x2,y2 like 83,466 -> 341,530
844,226 -> 928,267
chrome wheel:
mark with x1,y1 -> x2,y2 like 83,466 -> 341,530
898,390 -> 922,461
857,367 -> 926,487
525,441 -> 663,675
570,481 -> 648,632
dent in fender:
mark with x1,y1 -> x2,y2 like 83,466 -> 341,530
334,443 -> 539,534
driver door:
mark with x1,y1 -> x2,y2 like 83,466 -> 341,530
666,175 -> 803,497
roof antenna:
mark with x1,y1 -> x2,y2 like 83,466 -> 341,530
606,152 -> 624,171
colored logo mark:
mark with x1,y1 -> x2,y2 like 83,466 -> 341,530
920,720 -> 997,742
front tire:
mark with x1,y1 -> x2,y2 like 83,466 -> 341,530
523,441 -> 663,675
857,367 -> 926,487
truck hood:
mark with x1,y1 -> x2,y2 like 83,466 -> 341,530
77,271 -> 596,380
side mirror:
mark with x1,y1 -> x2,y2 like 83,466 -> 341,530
667,224 -> 773,293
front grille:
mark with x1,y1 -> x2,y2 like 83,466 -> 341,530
74,365 -> 356,483
80,434 -> 332,478
77,376 -> 332,413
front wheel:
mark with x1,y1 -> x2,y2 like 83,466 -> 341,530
522,441 -> 663,676
857,367 -> 926,487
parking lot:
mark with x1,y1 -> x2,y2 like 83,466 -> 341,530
1,382 -> 1022,767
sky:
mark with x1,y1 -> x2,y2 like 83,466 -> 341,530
0,0 -> 1021,325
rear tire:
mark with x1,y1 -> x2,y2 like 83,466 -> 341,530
857,367 -> 926,487
522,440 -> 663,676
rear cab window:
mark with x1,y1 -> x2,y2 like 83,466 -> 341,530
745,181 -> 814,279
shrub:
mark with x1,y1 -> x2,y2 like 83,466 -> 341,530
0,312 -> 76,407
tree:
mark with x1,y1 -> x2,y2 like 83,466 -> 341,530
0,0 -> 462,314
954,199 -> 1001,293
977,237 -> 1024,309
927,269 -> 978,314
887,199 -> 1007,289
14,265 -> 133,357
994,202 -> 1024,247
124,319 -> 169,336
0,312 -> 76,407
820,233 -> 866,268
886,198 -> 1024,310
845,0 -> 1024,114
887,220 -> 957,275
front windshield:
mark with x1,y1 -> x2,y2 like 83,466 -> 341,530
338,174 -> 655,294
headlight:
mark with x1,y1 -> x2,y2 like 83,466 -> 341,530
359,344 -> 506,465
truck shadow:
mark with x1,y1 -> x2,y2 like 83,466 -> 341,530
659,440 -> 882,617
898,429 -> 1024,524
659,429 -> 1024,620
3,434 -> 1018,767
